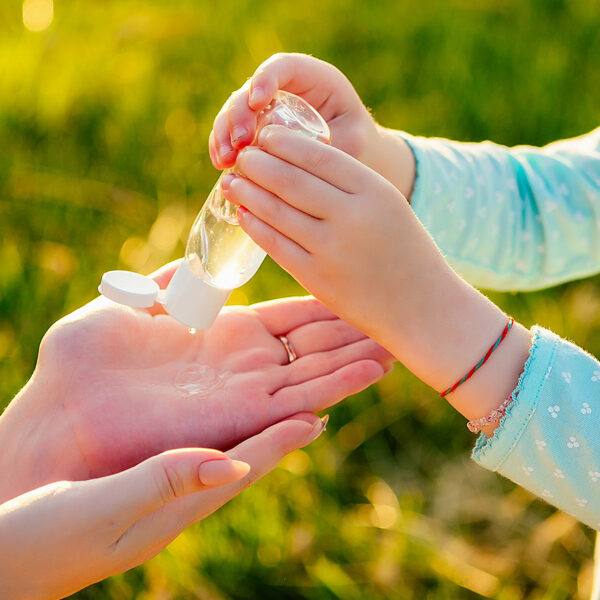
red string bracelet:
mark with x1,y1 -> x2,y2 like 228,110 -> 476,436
440,317 -> 514,398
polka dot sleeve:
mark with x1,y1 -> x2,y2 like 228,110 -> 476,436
472,326 -> 600,531
399,128 -> 600,292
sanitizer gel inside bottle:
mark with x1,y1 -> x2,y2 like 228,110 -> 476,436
99,91 -> 331,330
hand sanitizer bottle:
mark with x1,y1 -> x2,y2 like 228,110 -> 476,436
99,91 -> 331,329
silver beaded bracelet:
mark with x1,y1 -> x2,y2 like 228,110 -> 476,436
466,394 -> 515,434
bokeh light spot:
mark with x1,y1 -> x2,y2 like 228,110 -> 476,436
23,0 -> 54,32
120,236 -> 150,271
165,107 -> 196,144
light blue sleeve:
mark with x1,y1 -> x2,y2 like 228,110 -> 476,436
472,326 -> 600,531
401,128 -> 600,291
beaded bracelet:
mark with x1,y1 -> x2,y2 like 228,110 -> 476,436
440,317 -> 514,398
466,394 -> 515,433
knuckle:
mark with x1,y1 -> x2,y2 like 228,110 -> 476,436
264,193 -> 285,221
240,468 -> 261,488
262,225 -> 280,254
342,201 -> 366,232
313,255 -> 337,285
264,52 -> 288,67
331,318 -> 350,340
155,461 -> 185,504
228,92 -> 249,116
304,144 -> 330,172
272,165 -> 296,193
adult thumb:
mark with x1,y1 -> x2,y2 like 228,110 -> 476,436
93,448 -> 250,527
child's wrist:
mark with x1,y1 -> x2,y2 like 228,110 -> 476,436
369,124 -> 416,200
383,266 -> 530,433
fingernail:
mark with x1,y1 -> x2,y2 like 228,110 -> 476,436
232,125 -> 249,145
220,173 -> 237,192
221,148 -> 236,163
250,86 -> 265,106
198,458 -> 250,486
217,136 -> 234,154
237,205 -> 248,218
305,415 -> 329,444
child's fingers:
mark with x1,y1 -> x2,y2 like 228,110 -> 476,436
237,207 -> 312,277
211,103 -> 237,169
236,146 -> 347,219
224,175 -> 324,253
211,81 -> 255,166
248,53 -> 344,118
258,125 -> 374,193
208,130 -> 221,168
226,87 -> 258,151
248,53 -> 300,109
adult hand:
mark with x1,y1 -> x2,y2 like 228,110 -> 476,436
209,52 -> 415,198
0,413 -> 325,600
0,262 -> 391,500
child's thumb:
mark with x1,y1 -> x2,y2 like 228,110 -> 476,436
96,448 -> 250,526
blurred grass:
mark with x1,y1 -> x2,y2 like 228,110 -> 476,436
0,0 -> 599,598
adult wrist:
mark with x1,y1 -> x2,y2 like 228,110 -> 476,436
0,372 -> 83,502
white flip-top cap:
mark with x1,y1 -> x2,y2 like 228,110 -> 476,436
99,270 -> 159,308
99,262 -> 231,330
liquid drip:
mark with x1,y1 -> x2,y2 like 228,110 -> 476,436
175,364 -> 231,396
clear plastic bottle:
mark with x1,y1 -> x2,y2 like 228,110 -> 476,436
99,91 -> 330,330
186,91 -> 331,290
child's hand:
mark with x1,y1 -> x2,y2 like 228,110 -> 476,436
225,125 -> 438,354
210,53 -> 416,199
210,53 -> 376,170
226,125 -> 532,425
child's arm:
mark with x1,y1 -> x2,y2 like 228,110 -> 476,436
212,53 -> 600,291
225,126 -> 600,529
224,126 -> 532,433
402,128 -> 600,291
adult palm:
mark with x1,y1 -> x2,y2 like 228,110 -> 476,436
1,263 -> 391,498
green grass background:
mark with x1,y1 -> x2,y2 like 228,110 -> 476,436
1,0 -> 599,597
